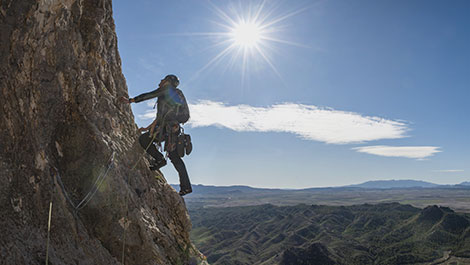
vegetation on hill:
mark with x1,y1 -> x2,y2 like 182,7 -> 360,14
190,203 -> 470,264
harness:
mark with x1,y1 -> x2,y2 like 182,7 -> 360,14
150,97 -> 184,158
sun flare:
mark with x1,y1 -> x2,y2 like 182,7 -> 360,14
231,21 -> 263,48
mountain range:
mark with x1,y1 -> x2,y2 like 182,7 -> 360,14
346,179 -> 441,189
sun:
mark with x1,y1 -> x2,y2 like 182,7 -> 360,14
231,21 -> 263,48
179,1 -> 310,83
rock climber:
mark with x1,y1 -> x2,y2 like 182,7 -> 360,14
120,74 -> 192,196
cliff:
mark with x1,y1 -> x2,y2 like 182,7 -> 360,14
0,0 -> 202,264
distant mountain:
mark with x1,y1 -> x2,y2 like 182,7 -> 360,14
460,181 -> 470,186
348,179 -> 440,189
172,180 -> 446,194
190,203 -> 470,264
170,184 -> 281,195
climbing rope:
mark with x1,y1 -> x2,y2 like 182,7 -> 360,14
54,152 -> 115,213
76,152 -> 115,210
121,129 -> 160,265
46,151 -> 115,263
55,172 -> 77,210
49,122 -> 168,265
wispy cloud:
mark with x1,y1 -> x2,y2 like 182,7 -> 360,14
138,58 -> 164,75
140,100 -> 410,144
433,169 -> 464,173
353,145 -> 441,159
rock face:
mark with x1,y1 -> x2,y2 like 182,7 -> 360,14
0,0 -> 199,264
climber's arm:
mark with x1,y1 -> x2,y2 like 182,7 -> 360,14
132,87 -> 165,103
120,87 -> 164,104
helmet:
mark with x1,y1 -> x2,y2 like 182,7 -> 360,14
164,74 -> 179,87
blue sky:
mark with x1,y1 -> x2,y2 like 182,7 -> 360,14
114,0 -> 469,188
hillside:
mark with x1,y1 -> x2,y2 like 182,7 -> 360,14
180,184 -> 470,213
190,203 -> 470,264
0,1 -> 203,264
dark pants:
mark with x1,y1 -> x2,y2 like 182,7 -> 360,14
139,132 -> 191,191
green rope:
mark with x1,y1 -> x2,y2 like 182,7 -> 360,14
45,201 -> 53,265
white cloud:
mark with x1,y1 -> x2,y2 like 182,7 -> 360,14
353,145 -> 441,159
139,100 -> 410,144
433,169 -> 464,173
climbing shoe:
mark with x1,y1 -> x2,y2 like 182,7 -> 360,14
149,159 -> 167,171
179,188 -> 192,196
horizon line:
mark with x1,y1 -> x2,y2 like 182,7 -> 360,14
170,179 -> 469,190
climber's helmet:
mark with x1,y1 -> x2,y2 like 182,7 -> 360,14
161,74 -> 179,88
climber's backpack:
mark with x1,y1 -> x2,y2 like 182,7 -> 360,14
166,87 -> 190,124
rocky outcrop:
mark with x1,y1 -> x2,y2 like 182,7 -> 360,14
0,0 -> 201,264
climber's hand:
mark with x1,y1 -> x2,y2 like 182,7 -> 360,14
119,96 -> 134,104
138,127 -> 148,133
